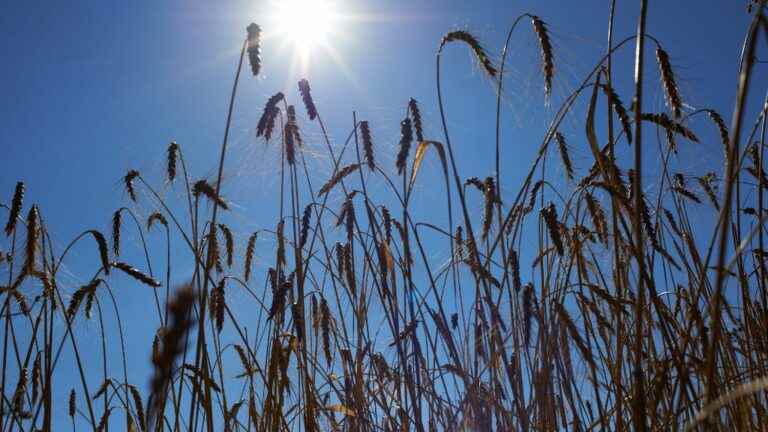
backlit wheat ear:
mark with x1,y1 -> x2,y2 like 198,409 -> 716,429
5,182 -> 24,236
531,16 -> 554,100
641,113 -> 699,142
148,284 -> 196,429
705,109 -> 730,152
318,164 -> 360,196
124,170 -> 139,202
210,279 -> 226,333
268,272 -> 290,321
408,98 -> 424,142
299,204 -> 312,249
128,385 -> 146,431
541,202 -> 563,255
656,46 -> 683,118
441,31 -> 498,78
167,141 -> 179,182
509,248 -> 521,291
68,389 -> 76,418
147,212 -> 167,230
396,117 -> 413,175
244,232 -> 257,282
218,223 -> 234,267
555,302 -> 596,369
585,193 -> 608,245
67,279 -> 101,319
246,23 -> 262,77
287,105 -> 303,147
284,123 -> 296,165
522,283 -> 535,347
481,177 -> 496,240
360,121 -> 375,171
24,205 -> 39,272
86,230 -> 110,275
600,84 -> 633,144
257,92 -> 285,140
554,132 -> 573,180
192,179 -> 229,210
298,79 -> 318,120
112,262 -> 161,287
698,172 -> 720,210
112,209 -> 122,257
208,226 -> 223,273
320,297 -> 332,366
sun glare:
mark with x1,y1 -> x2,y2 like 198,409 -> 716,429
271,0 -> 339,57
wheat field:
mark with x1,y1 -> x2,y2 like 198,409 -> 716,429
1,1 -> 768,431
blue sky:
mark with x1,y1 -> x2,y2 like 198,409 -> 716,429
0,0 -> 752,237
0,0 -> 760,427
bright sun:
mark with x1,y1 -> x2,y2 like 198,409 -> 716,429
271,0 -> 339,57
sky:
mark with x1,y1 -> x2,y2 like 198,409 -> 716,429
0,0 -> 760,428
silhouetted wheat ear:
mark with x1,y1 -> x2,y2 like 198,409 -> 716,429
408,98 -> 424,142
585,193 -> 609,244
299,204 -> 311,249
284,122 -> 296,165
542,202 -> 564,255
641,113 -> 699,142
360,121 -> 375,171
441,31 -> 498,78
112,209 -> 122,257
244,232 -> 257,282
396,117 -> 413,175
192,179 -> 229,210
112,262 -> 161,287
84,230 -> 110,276
531,16 -> 554,99
291,302 -> 305,343
318,164 -> 360,196
522,283 -> 535,346
555,132 -> 573,180
208,225 -> 223,273
257,92 -> 285,140
67,279 -> 100,319
246,23 -> 262,77
287,105 -> 303,147
555,302 -> 595,369
481,177 -> 496,240
167,141 -> 179,182
508,248 -> 521,291
24,205 -> 39,272
655,47 -> 683,118
128,384 -> 146,430
600,84 -> 633,144
268,271 -> 290,321
298,79 -> 318,120
148,284 -> 196,429
218,223 -> 234,267
124,170 -> 139,202
698,172 -> 720,210
68,389 -> 76,418
705,109 -> 730,152
210,278 -> 225,332
5,182 -> 24,236
147,212 -> 167,230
